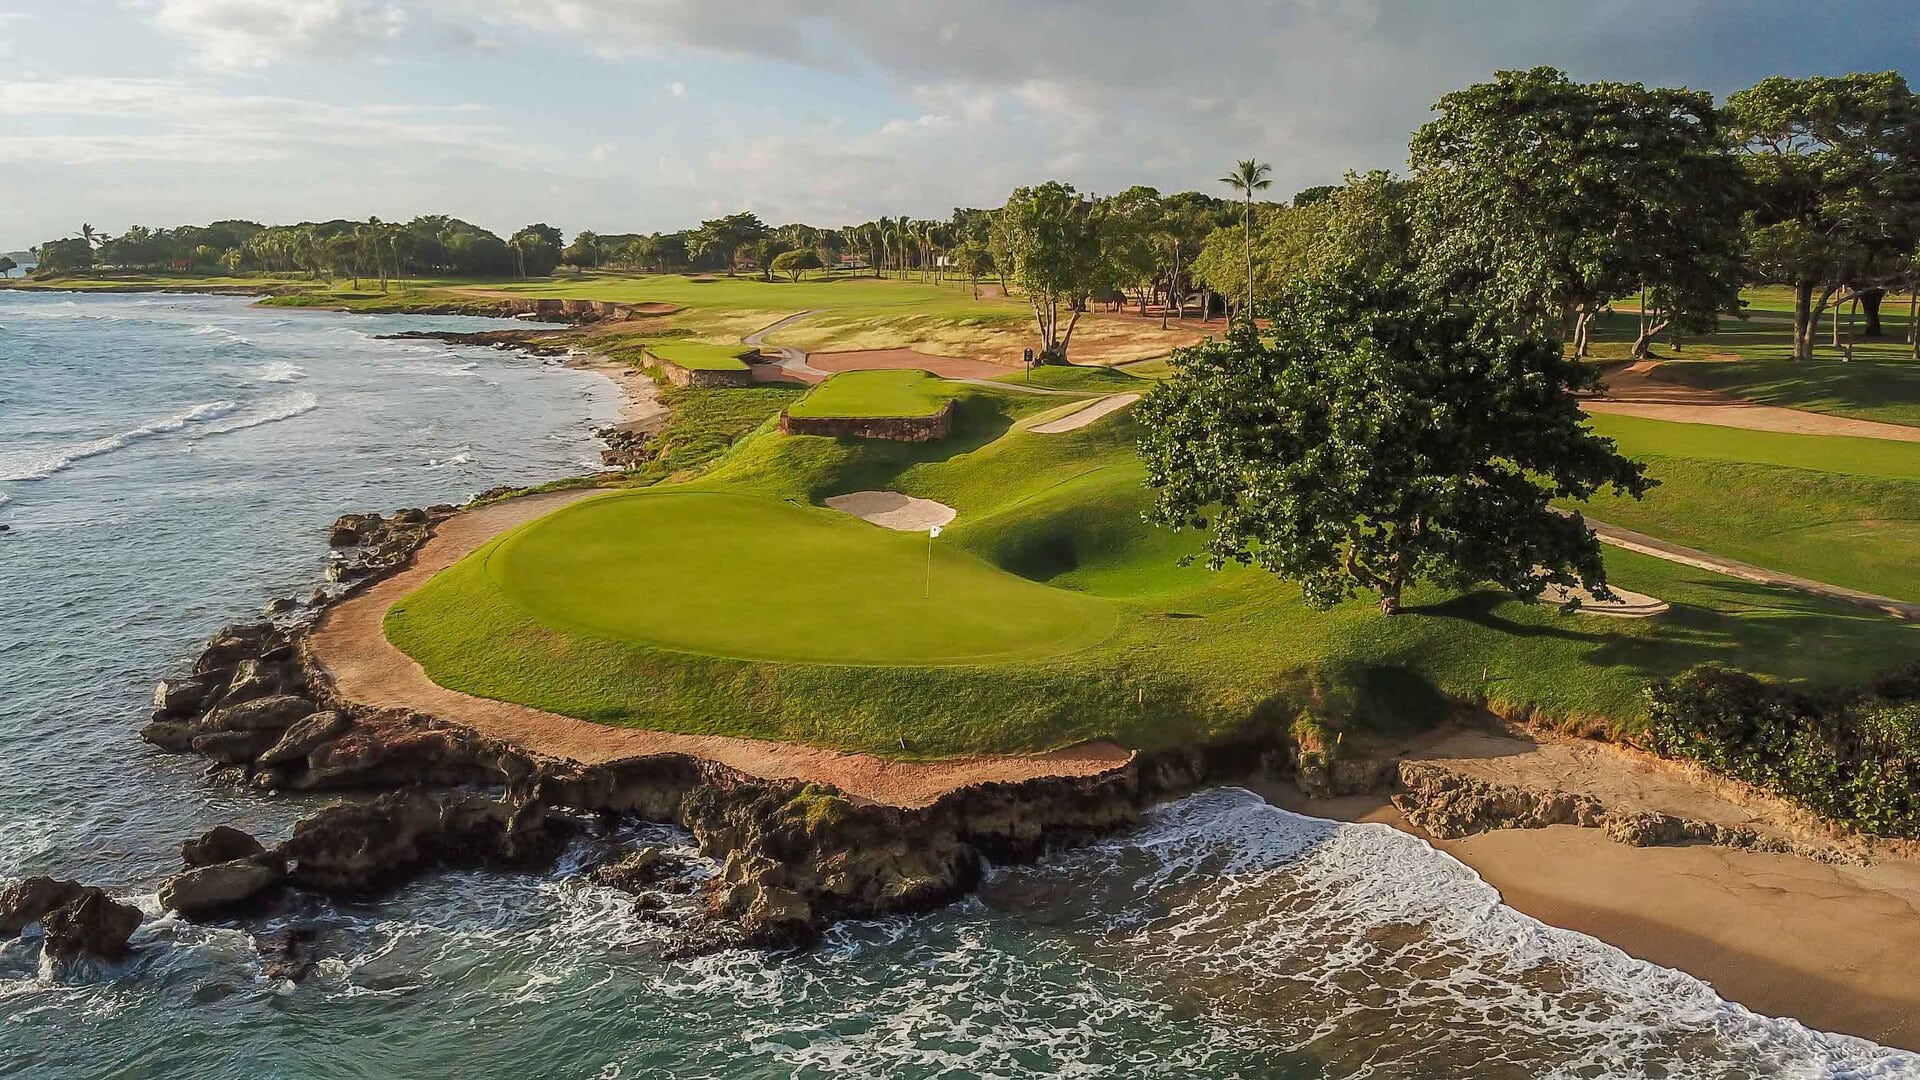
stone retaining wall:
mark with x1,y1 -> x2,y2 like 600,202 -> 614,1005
778,400 -> 956,442
650,354 -> 759,388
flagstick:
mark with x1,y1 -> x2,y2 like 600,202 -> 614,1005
924,529 -> 934,599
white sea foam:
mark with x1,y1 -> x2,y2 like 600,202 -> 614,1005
424,449 -> 473,469
255,361 -> 306,383
0,400 -> 238,480
191,391 -> 319,438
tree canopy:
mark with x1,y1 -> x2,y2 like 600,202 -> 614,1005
1410,66 -> 1744,358
1136,269 -> 1650,615
1725,71 -> 1920,358
995,181 -> 1108,362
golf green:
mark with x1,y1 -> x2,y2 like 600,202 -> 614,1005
482,490 -> 1118,664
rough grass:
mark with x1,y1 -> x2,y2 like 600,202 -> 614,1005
387,402 -> 1920,758
788,370 -> 954,419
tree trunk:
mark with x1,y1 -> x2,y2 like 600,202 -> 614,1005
1860,288 -> 1885,337
1792,280 -> 1816,360
1242,196 -> 1254,323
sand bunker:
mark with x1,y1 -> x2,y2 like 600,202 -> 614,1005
1539,580 -> 1669,618
825,491 -> 957,532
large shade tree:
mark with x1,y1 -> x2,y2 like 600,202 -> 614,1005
1136,270 -> 1650,615
1410,67 -> 1744,358
1725,71 -> 1919,359
995,181 -> 1107,363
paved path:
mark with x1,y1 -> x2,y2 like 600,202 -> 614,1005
1584,516 -> 1920,620
1585,361 -> 1920,443
306,490 -> 1133,808
1030,393 -> 1143,433
744,310 -> 830,382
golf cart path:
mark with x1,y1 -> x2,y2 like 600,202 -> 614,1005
1584,361 -> 1920,442
306,489 -> 1133,809
745,310 -> 831,382
1030,392 -> 1143,432
1585,516 -> 1920,620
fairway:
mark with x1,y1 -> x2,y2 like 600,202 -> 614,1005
480,490 -> 1117,664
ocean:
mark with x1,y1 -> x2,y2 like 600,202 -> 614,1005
0,290 -> 1913,1078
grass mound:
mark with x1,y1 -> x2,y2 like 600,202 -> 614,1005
646,341 -> 755,371
476,490 -> 1116,664
788,370 -> 953,419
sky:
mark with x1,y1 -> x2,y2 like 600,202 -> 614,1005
1,0 -> 1916,251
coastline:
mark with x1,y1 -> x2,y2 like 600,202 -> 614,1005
16,284 -> 1919,1059
1261,781 -> 1920,1051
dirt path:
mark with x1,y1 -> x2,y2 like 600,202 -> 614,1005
306,491 -> 1132,809
1585,515 -> 1920,620
1585,360 -> 1920,442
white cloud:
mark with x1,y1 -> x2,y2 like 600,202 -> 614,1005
668,80 -> 687,98
588,140 -> 617,163
130,0 -> 407,70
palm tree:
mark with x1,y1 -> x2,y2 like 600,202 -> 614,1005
1218,158 -> 1272,321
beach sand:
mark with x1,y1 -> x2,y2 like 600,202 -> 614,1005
1261,783 -> 1920,1051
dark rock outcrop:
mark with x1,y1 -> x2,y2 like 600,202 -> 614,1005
183,825 -> 267,868
0,877 -> 141,959
41,891 -> 143,961
160,860 -> 282,918
277,789 -> 572,896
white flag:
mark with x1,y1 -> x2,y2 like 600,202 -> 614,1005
929,524 -> 943,538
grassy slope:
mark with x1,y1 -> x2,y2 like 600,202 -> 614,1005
389,393 -> 1919,758
788,370 -> 953,419
1571,414 -> 1920,603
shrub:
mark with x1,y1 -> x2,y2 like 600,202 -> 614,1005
1645,665 -> 1920,836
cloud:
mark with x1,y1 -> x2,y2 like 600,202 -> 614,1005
0,77 -> 512,164
130,0 -> 407,70
668,80 -> 687,98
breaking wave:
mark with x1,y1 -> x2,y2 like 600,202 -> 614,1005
255,361 -> 307,383
0,400 -> 238,480
192,392 -> 320,438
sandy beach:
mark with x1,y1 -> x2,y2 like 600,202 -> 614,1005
1263,780 -> 1920,1050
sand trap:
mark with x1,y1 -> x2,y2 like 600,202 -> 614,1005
825,491 -> 957,531
1539,580 -> 1669,618
1030,393 -> 1142,434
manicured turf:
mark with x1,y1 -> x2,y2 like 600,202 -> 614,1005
787,370 -> 953,419
388,395 -> 1920,757
646,341 -> 754,371
1652,359 -> 1920,429
477,490 -> 1117,664
1584,288 -> 1917,365
1586,412 -> 1920,482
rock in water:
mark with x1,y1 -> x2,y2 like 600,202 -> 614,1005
206,694 -> 315,732
256,710 -> 349,768
41,891 -> 142,960
0,876 -> 87,936
182,825 -> 267,868
160,860 -> 283,918
1,878 -> 142,960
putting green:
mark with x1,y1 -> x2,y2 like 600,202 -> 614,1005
482,490 -> 1118,664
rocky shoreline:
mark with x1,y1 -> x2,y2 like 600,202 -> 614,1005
7,496 -> 1870,964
